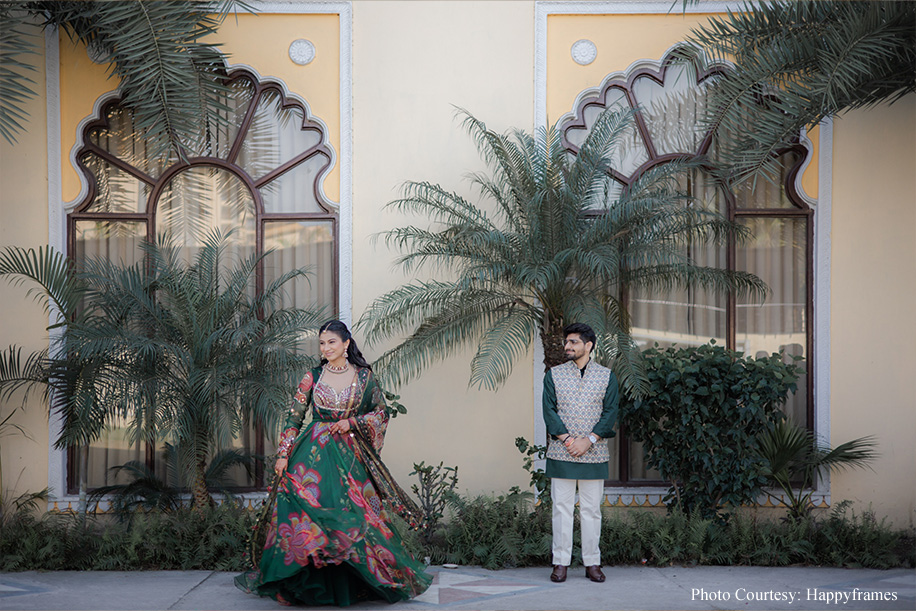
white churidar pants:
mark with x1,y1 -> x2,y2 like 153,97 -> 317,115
550,478 -> 604,566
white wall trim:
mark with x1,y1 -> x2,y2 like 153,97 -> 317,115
813,117 -> 833,504
796,127 -> 818,207
43,2 -> 353,508
45,26 -> 67,505
535,0 -> 833,503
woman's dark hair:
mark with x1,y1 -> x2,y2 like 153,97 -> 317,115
318,319 -> 372,371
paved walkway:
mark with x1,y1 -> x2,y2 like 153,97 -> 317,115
1,565 -> 913,610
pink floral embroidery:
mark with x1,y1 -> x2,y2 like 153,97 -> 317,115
330,527 -> 364,564
286,464 -> 321,507
310,422 -> 333,447
293,372 -> 313,404
277,427 -> 299,457
346,474 -> 393,539
278,511 -> 329,566
365,544 -> 398,585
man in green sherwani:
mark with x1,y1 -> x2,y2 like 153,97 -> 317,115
542,322 -> 619,584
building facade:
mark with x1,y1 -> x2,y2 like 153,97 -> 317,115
1,1 -> 913,526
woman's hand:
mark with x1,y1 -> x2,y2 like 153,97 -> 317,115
274,457 -> 288,476
329,419 -> 351,435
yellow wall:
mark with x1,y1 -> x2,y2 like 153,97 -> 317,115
0,21 -> 51,502
830,95 -> 916,527
350,0 -> 534,493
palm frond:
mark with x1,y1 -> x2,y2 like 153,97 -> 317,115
0,245 -> 86,325
0,4 -> 39,143
364,107 -> 769,392
20,1 -> 255,157
0,345 -> 50,405
687,0 -> 916,183
369,296 -> 519,389
468,307 -> 538,390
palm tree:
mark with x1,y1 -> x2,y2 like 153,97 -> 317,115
87,445 -> 258,520
357,109 -> 767,395
0,1 -> 251,157
758,418 -> 877,521
0,232 -> 322,511
682,0 -> 915,183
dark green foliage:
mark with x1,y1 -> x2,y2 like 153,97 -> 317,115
620,342 -> 803,519
1,1 -> 254,156
358,109 -> 766,396
0,502 -> 254,571
602,506 -> 913,569
423,488 -> 552,569
814,501 -> 916,570
1,495 -> 911,571
514,436 -> 549,503
682,0 -> 916,184
758,420 -> 877,522
383,390 -> 408,418
409,461 -> 459,545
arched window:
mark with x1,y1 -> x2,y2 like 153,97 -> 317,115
558,48 -> 813,486
67,68 -> 338,492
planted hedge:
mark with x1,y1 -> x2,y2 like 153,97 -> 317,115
620,342 -> 803,519
1,498 -> 912,571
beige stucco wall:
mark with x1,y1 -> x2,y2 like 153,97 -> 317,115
351,0 -> 535,493
830,95 -> 916,527
0,21 -> 52,502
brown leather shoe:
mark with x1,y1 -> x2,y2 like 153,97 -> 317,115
585,565 -> 606,583
550,564 -> 568,582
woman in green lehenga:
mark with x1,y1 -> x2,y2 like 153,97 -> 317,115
236,320 -> 431,606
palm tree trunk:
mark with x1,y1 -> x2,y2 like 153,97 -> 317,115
540,319 -> 567,370
191,459 -> 211,511
77,445 -> 89,518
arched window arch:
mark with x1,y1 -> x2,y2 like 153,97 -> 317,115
558,47 -> 814,486
67,68 -> 338,492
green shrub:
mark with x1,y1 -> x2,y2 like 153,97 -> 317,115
409,461 -> 459,545
2,493 -> 911,571
0,502 -> 254,571
514,437 -> 549,503
424,488 -> 552,569
410,492 -> 912,570
620,342 -> 803,519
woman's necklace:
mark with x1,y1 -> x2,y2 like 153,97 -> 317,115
325,361 -> 349,373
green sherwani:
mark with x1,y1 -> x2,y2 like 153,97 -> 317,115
543,359 -> 619,480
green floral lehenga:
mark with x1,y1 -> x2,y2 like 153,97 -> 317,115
235,366 -> 431,607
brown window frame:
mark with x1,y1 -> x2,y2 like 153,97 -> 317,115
65,68 -> 338,494
558,50 -> 814,487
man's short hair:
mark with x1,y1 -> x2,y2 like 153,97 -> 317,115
564,322 -> 597,352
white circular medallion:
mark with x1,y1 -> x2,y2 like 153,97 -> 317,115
288,39 -> 316,65
571,39 -> 597,66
